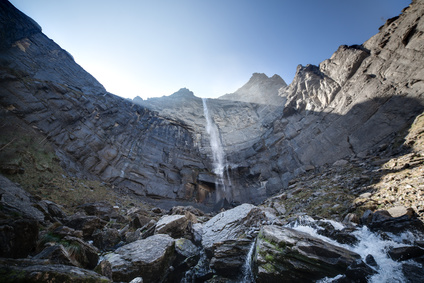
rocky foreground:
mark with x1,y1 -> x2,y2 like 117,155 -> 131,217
1,111 -> 424,282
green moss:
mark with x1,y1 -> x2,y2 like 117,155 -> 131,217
265,253 -> 274,262
261,262 -> 276,273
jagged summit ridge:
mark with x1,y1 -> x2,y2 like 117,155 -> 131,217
219,72 -> 287,105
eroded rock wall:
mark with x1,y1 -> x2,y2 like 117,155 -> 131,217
0,1 -> 215,209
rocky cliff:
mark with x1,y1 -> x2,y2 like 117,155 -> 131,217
2,0 -> 424,282
1,0 -> 424,210
0,1 -> 212,210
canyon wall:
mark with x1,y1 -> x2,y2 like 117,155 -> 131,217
1,0 -> 423,210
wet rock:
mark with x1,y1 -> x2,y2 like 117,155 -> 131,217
209,239 -> 254,278
182,250 -> 214,282
365,254 -> 378,268
106,234 -> 175,282
402,262 -> 424,283
256,225 -> 363,282
388,246 -> 424,261
0,258 -> 110,282
201,204 -> 266,278
169,238 -> 201,282
344,259 -> 377,283
316,221 -> 359,245
361,209 -> 424,234
0,218 -> 38,258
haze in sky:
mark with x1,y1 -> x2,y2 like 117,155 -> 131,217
10,0 -> 410,99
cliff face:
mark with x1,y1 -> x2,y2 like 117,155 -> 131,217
0,1 -> 213,210
1,0 -> 424,209
234,0 -> 424,195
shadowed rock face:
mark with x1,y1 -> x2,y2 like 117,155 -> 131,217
1,0 -> 424,209
0,1 -> 213,210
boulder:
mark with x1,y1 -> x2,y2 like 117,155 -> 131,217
33,244 -> 80,267
154,214 -> 190,238
78,201 -> 122,222
0,258 -> 110,282
256,225 -> 364,282
65,213 -> 107,239
106,234 -> 175,282
52,225 -> 84,239
92,227 -> 121,251
388,246 -> 424,261
170,205 -> 204,216
37,200 -> 68,222
94,259 -> 113,279
169,238 -> 201,282
209,239 -> 254,277
62,236 -> 100,269
0,218 -> 38,258
201,203 -> 265,278
361,209 -> 424,234
402,262 -> 424,283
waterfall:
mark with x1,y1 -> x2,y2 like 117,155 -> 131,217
241,240 -> 256,282
202,98 -> 230,202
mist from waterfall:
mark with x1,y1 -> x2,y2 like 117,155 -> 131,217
202,98 -> 230,202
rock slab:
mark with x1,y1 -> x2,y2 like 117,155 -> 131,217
106,234 -> 175,283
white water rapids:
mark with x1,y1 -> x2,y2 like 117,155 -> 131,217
290,216 -> 419,283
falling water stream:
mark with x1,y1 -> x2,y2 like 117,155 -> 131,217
241,240 -> 256,282
202,98 -> 231,202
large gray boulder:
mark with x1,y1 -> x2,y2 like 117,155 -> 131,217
154,214 -> 190,238
255,225 -> 366,282
201,203 -> 265,278
106,234 -> 175,283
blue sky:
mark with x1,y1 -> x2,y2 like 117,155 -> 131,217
10,0 -> 410,99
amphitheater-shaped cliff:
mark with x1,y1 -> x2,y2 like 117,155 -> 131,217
1,0 -> 424,212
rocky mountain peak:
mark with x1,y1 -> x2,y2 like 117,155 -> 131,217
170,87 -> 195,98
219,72 -> 287,105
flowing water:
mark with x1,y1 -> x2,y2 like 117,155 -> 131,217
290,216 -> 418,283
240,240 -> 256,283
202,98 -> 231,201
